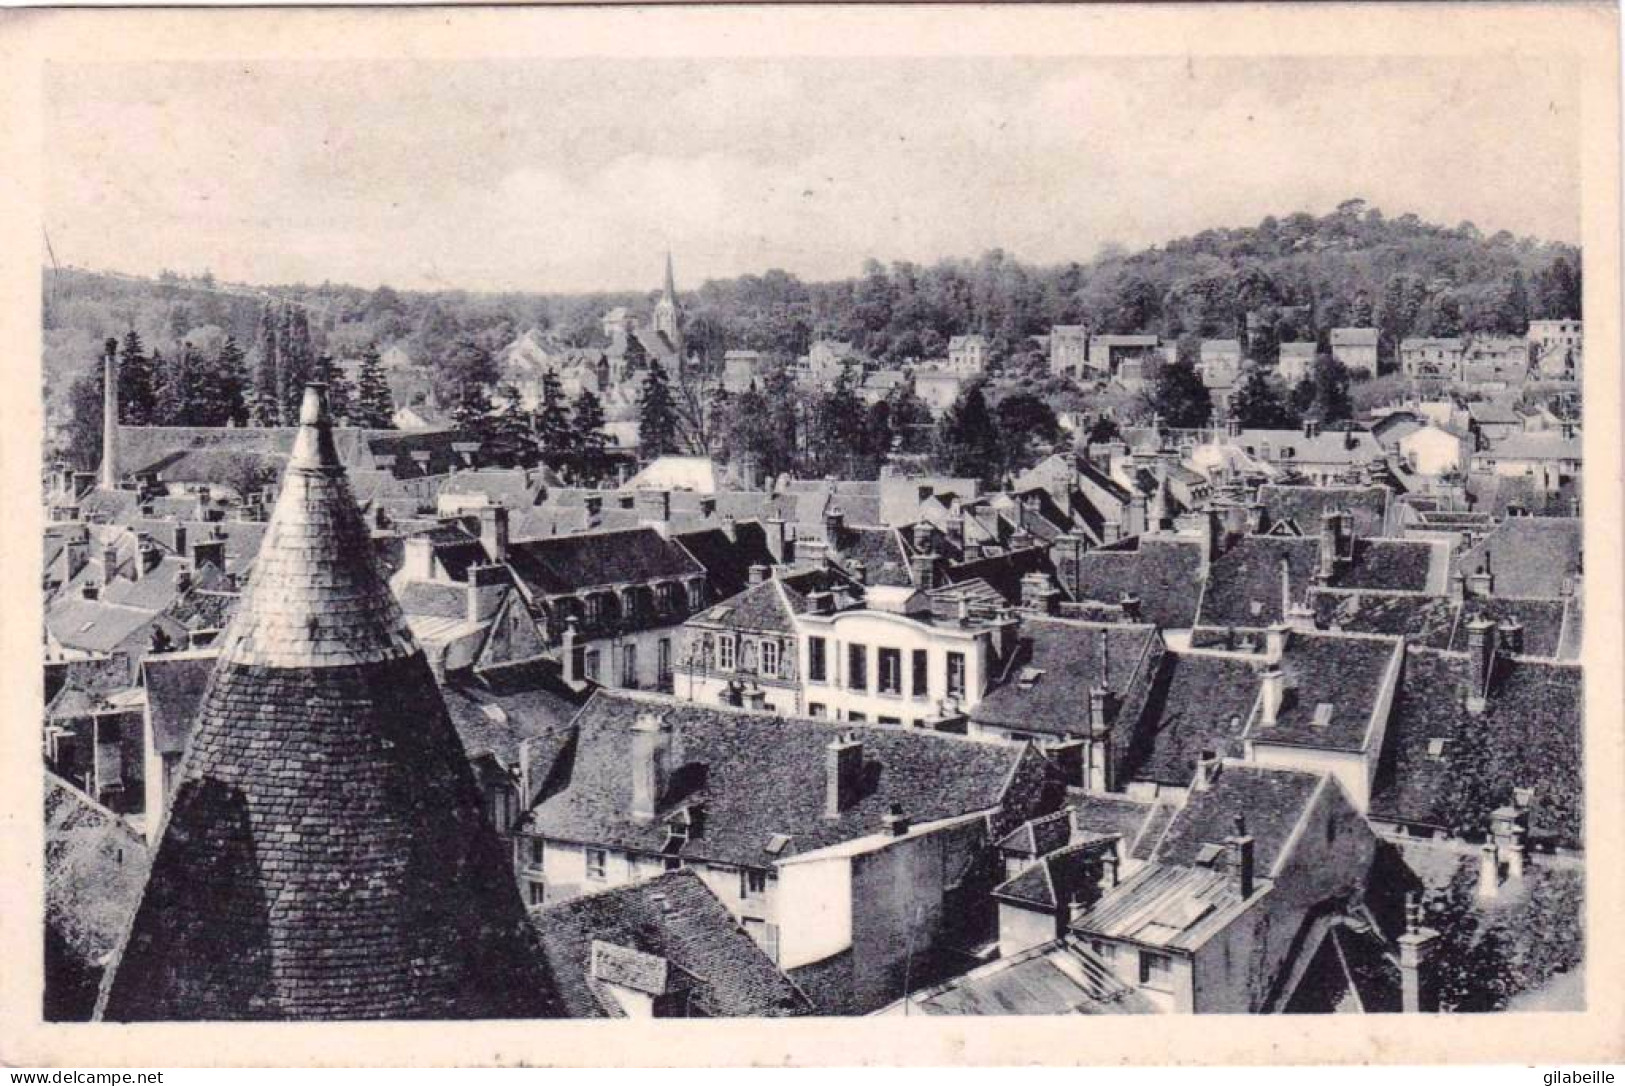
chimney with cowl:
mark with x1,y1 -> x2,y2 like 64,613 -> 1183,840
825,733 -> 864,818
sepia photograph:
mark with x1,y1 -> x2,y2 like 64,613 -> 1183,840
2,1 -> 1621,1070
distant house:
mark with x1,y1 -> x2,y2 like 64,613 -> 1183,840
1460,336 -> 1530,389
1470,429 -> 1581,483
1277,342 -> 1316,386
1399,338 -> 1464,380
1398,423 -> 1467,478
722,350 -> 766,394
1527,319 -> 1582,379
1330,328 -> 1378,376
947,334 -> 991,375
913,368 -> 967,415
1049,325 -> 1090,378
1087,334 -> 1162,378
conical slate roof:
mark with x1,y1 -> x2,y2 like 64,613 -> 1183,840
97,387 -> 556,1021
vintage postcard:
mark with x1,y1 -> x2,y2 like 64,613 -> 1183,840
0,1 -> 1619,1068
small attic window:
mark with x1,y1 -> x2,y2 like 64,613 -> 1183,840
1312,703 -> 1335,728
1017,667 -> 1045,689
1427,738 -> 1449,759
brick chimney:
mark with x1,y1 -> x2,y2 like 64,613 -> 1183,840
1193,749 -> 1222,791
910,551 -> 940,591
1259,665 -> 1285,726
1464,616 -> 1497,715
100,339 -> 119,490
764,516 -> 792,563
823,505 -> 845,544
720,512 -> 737,542
1225,814 -> 1255,898
912,521 -> 934,552
1127,492 -> 1148,537
472,505 -> 509,563
101,543 -> 121,586
561,617 -> 582,686
466,562 -> 508,624
1398,893 -> 1440,1013
1020,571 -> 1060,615
1264,622 -> 1290,662
1119,593 -> 1142,624
748,563 -> 770,587
881,803 -> 911,837
825,733 -> 864,818
1465,558 -> 1494,598
630,711 -> 674,824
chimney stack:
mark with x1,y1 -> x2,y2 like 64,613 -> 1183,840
825,733 -> 864,818
1264,622 -> 1289,662
764,516 -> 791,563
720,513 -> 737,543
1020,571 -> 1060,615
630,711 -> 674,824
1398,894 -> 1440,1013
824,505 -> 845,544
1225,814 -> 1255,899
101,543 -> 120,586
636,490 -> 672,536
561,617 -> 581,686
1193,750 -> 1221,791
748,563 -> 770,587
1119,593 -> 1142,624
1466,560 -> 1494,599
881,803 -> 911,837
477,505 -> 510,564
100,339 -> 119,490
1259,665 -> 1285,726
1499,619 -> 1524,656
1464,616 -> 1496,715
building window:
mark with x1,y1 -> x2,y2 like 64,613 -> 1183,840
658,638 -> 672,682
912,649 -> 929,698
808,637 -> 828,683
878,647 -> 902,695
741,638 -> 759,673
848,643 -> 868,691
947,652 -> 966,699
1139,950 -> 1173,991
878,715 -> 901,726
584,649 -> 601,682
527,881 -> 547,907
621,644 -> 638,688
585,848 -> 607,881
741,869 -> 768,898
527,838 -> 546,871
718,635 -> 736,671
847,711 -> 867,723
761,639 -> 780,678
808,702 -> 826,718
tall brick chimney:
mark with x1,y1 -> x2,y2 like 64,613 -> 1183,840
477,505 -> 509,564
825,733 -> 864,818
1225,814 -> 1255,898
630,711 -> 674,824
1397,893 -> 1440,1013
100,338 -> 119,490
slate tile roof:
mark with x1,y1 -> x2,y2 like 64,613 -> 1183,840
1067,792 -> 1156,844
1121,652 -> 1262,787
44,656 -> 132,707
45,598 -> 163,655
829,525 -> 913,587
97,388 -> 554,1022
45,772 -> 150,975
672,523 -> 778,600
994,836 -> 1118,909
140,650 -> 218,757
972,618 -> 1160,739
397,580 -> 471,620
903,937 -> 1152,1015
1065,536 -> 1204,629
692,578 -> 796,634
531,870 -> 813,1018
441,660 -> 587,770
998,808 -> 1074,858
1368,649 -> 1581,849
507,528 -> 704,597
1195,536 -> 1320,631
1335,539 -> 1437,593
1244,632 -> 1398,752
1455,518 -> 1582,599
1153,763 -> 1323,877
944,545 -> 1057,605
163,588 -> 241,634
524,690 -> 1040,869
1449,598 -> 1571,659
1255,486 -> 1390,539
1311,591 -> 1459,649
1281,919 -> 1402,1014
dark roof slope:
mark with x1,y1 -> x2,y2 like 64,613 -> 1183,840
1246,633 -> 1399,752
508,528 -> 703,596
525,691 -> 1036,868
532,870 -> 812,1018
673,522 -> 777,600
1369,650 -> 1581,849
1067,537 -> 1204,629
1154,763 -> 1323,876
1457,518 -> 1582,599
1257,485 -> 1389,539
1123,652 -> 1262,787
1196,536 -> 1319,630
140,651 -> 218,757
972,619 -> 1160,739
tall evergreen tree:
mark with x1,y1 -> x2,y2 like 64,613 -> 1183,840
1310,355 -> 1354,423
809,369 -> 868,477
637,362 -> 680,460
531,368 -> 576,471
154,343 -> 198,425
1229,368 -> 1293,429
251,301 -> 281,426
934,381 -> 1002,485
482,384 -> 540,468
1499,270 -> 1532,335
318,354 -> 356,423
277,305 -> 315,424
1149,358 -> 1213,429
569,389 -> 612,485
117,329 -> 158,425
353,343 -> 395,428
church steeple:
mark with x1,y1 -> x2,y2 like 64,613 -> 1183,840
97,385 -> 556,1021
653,250 -> 682,351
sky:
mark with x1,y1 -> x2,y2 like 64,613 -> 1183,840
45,55 -> 1581,294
